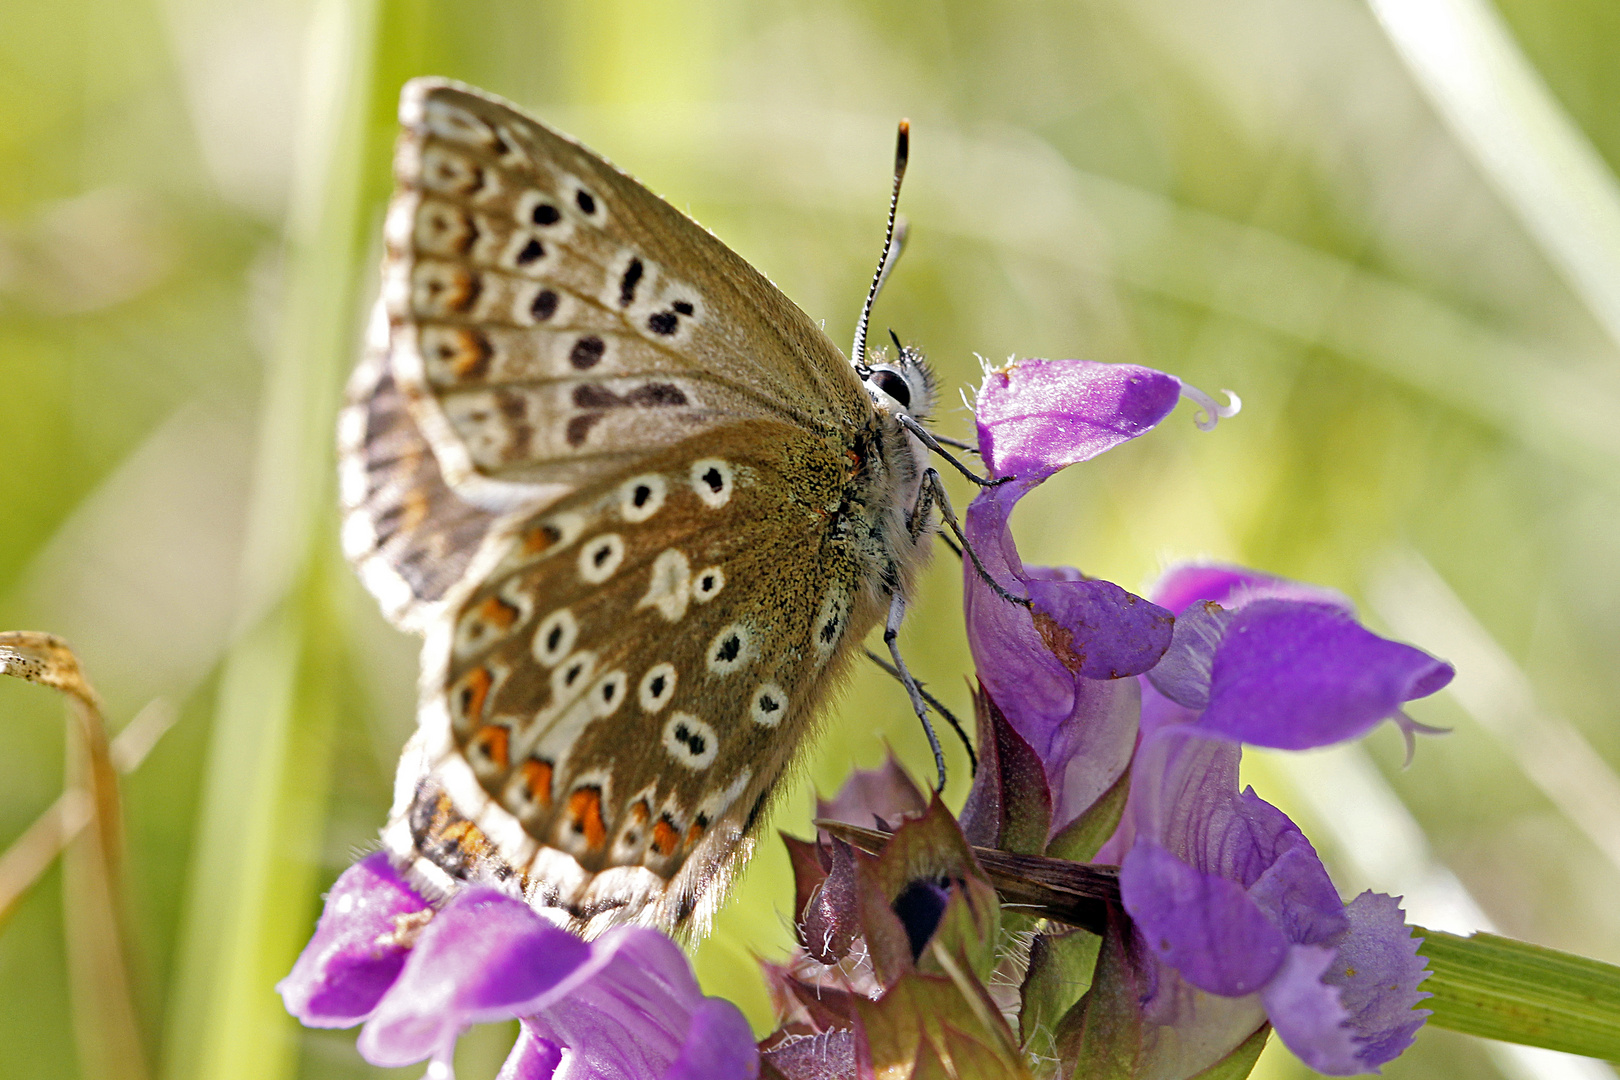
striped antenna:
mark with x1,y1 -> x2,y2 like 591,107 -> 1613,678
851,119 -> 910,370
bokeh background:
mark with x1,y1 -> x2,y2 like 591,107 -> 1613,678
4,0 -> 1620,1077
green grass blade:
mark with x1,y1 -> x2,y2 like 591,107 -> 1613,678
158,1 -> 380,1078
1419,927 -> 1620,1062
1369,0 -> 1620,352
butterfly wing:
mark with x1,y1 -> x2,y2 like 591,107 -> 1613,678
353,79 -> 923,933
382,78 -> 872,510
387,418 -> 888,934
337,304 -> 502,631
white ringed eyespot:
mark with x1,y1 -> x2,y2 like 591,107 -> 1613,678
578,533 -> 625,583
689,458 -> 733,509
638,663 -> 677,712
693,566 -> 725,602
662,712 -> 718,770
619,474 -> 668,522
750,682 -> 786,727
532,608 -> 578,666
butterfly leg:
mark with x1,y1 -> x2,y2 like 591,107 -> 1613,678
922,469 -> 1032,610
863,647 -> 977,776
883,590 -> 948,793
898,414 -> 1006,488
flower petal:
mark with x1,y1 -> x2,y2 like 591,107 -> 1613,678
277,851 -> 431,1028
664,998 -> 762,1080
1259,945 -> 1364,1075
1199,601 -> 1455,750
1145,601 -> 1232,710
1236,791 -> 1348,947
497,1027 -> 563,1080
1026,576 -> 1174,680
962,486 -> 1074,738
1045,677 -> 1139,842
1323,892 -> 1432,1068
1148,562 -> 1351,615
356,888 -> 589,1066
517,926 -> 758,1080
974,359 -> 1182,482
1119,840 -> 1289,997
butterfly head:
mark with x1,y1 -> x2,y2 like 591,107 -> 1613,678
858,341 -> 937,422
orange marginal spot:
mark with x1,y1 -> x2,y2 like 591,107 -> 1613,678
568,786 -> 607,850
469,724 -> 511,771
629,799 -> 650,824
651,814 -> 681,859
523,522 -> 563,554
449,328 -> 493,380
400,487 -> 431,531
455,666 -> 494,726
477,593 -> 520,631
520,758 -> 554,810
438,818 -> 492,860
684,812 -> 711,849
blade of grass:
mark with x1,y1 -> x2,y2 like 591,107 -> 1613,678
63,692 -> 149,1080
0,632 -> 149,1080
1368,0 -> 1620,355
1419,928 -> 1620,1062
157,1 -> 381,1078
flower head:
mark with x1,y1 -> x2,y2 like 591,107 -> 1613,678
956,359 -> 1445,1075
278,853 -> 758,1079
964,359 -> 1195,844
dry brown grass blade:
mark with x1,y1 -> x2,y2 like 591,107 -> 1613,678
1,631 -> 150,1080
0,788 -> 94,924
0,630 -> 101,708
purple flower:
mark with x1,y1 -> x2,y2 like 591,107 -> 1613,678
1092,564 -> 1447,1074
278,853 -> 758,1079
964,359 -> 1206,841
1143,564 -> 1454,754
1110,725 -> 1432,1074
958,360 -> 1443,1074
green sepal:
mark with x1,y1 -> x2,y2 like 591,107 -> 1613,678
1045,762 -> 1131,864
1052,913 -> 1267,1079
961,685 -> 1053,855
1186,1023 -> 1269,1080
852,968 -> 1030,1080
1020,929 -> 1102,1072
1053,915 -> 1145,1080
1417,927 -> 1620,1061
854,796 -> 1001,986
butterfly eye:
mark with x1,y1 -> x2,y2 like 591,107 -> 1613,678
870,369 -> 911,410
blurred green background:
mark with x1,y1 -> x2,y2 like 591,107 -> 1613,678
4,0 -> 1620,1076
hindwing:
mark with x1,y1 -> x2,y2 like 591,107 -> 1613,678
387,420 -> 888,934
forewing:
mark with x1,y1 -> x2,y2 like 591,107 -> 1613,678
406,420 -> 878,933
382,78 -> 872,508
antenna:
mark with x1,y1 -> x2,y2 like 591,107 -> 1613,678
851,119 -> 910,370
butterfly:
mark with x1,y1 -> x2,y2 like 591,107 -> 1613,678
338,78 -> 965,937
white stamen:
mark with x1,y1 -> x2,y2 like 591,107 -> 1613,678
1180,384 -> 1242,432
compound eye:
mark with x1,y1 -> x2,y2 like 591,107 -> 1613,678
871,368 -> 912,410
